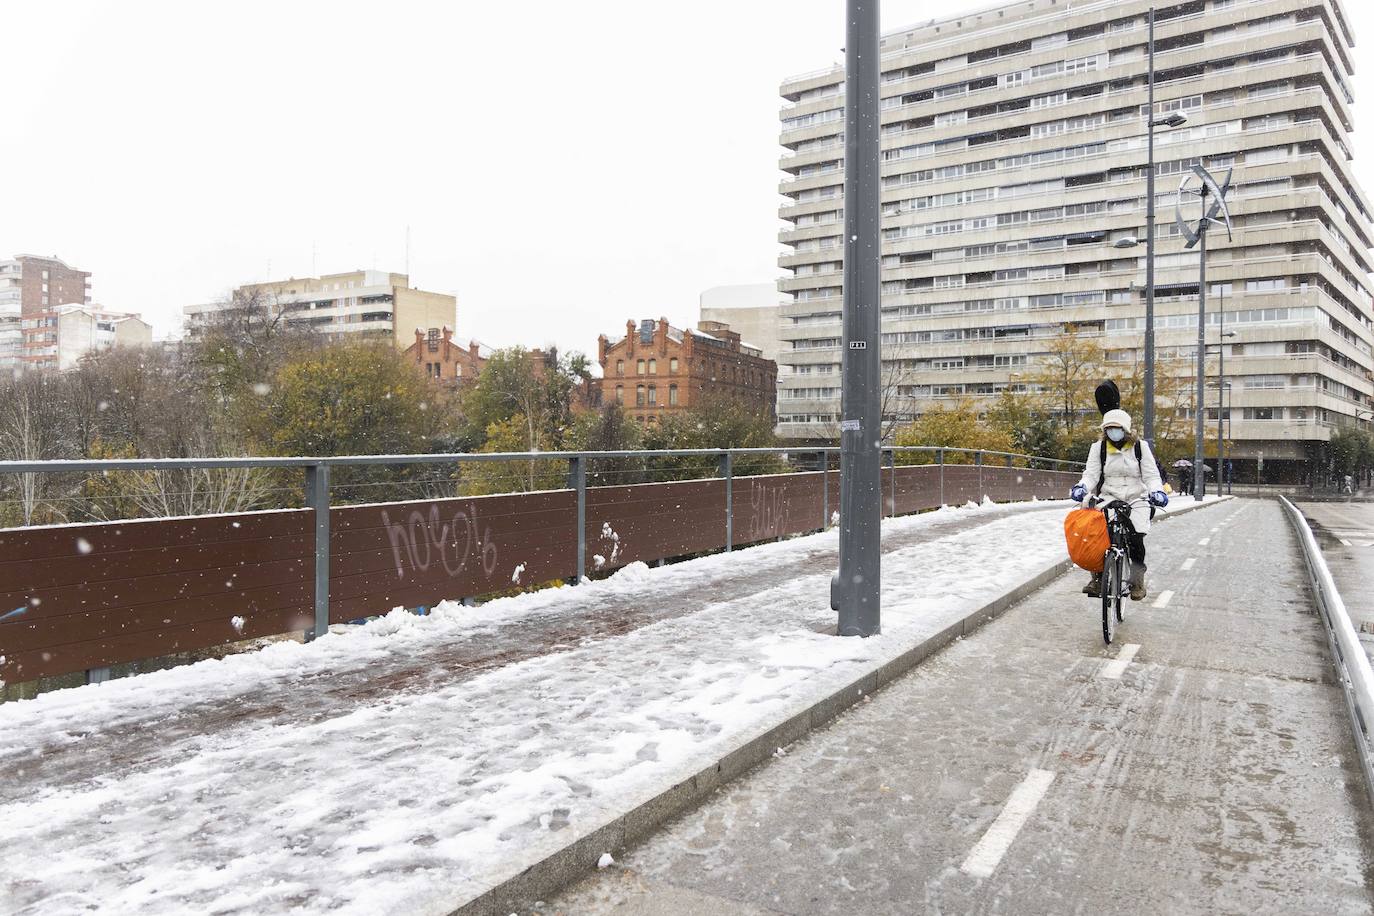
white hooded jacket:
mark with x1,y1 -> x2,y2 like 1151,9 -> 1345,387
1077,436 -> 1164,533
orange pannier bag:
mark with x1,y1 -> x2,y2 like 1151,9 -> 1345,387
1064,507 -> 1109,573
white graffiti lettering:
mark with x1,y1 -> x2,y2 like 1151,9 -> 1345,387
748,485 -> 790,543
382,502 -> 499,581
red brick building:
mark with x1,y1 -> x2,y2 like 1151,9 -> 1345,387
1,254 -> 92,370
597,318 -> 777,424
403,327 -> 485,388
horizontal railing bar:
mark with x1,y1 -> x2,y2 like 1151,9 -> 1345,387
0,445 -> 1083,475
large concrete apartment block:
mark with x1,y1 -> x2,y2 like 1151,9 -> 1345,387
0,254 -> 93,370
776,0 -> 1374,477
184,269 -> 457,351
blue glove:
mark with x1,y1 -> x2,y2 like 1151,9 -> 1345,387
1070,484 -> 1086,503
1149,490 -> 1169,507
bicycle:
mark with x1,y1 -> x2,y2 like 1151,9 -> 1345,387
1089,496 -> 1150,646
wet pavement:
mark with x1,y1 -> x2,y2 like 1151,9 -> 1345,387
549,499 -> 1374,915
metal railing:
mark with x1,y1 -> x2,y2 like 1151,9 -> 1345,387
1279,495 -> 1374,811
0,446 -> 1082,685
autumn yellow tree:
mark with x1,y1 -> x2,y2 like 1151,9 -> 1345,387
892,400 -> 1014,465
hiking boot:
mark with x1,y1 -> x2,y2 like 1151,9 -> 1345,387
1129,564 -> 1147,601
1082,572 -> 1101,598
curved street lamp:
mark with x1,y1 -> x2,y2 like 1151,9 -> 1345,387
1175,164 -> 1234,500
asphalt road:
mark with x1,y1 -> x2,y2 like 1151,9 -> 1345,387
546,499 -> 1374,915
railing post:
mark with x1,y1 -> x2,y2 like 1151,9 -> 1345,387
305,462 -> 330,642
938,448 -> 945,507
569,455 -> 586,583
720,451 -> 733,551
886,448 -> 896,518
821,449 -> 830,530
976,450 -> 984,503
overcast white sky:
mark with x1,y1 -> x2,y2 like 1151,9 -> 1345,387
4,1 -> 1373,357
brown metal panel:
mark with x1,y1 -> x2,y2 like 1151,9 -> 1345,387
585,478 -> 726,569
0,509 -> 310,562
1,604 -> 311,683
0,510 -> 313,683
733,472 -> 825,545
893,465 -> 941,514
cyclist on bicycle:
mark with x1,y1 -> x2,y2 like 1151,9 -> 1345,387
1070,408 -> 1169,600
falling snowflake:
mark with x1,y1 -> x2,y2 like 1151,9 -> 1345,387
75,538 -> 93,555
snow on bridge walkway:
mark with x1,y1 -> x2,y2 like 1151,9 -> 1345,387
0,499 -> 1076,915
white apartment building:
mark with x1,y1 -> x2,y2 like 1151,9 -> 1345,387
53,305 -> 153,370
184,270 -> 457,351
777,0 -> 1374,479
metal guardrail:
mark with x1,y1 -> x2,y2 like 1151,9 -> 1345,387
1278,495 -> 1374,811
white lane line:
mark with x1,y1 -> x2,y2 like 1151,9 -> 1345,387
1198,537 -> 1210,546
1181,557 -> 1197,571
1101,643 -> 1141,680
960,769 -> 1057,879
1340,538 -> 1353,547
1210,527 -> 1219,533
1153,590 -> 1174,609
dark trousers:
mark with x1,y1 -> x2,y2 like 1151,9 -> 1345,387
1129,533 -> 1146,566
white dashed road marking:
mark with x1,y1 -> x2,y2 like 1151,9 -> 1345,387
960,769 -> 1057,879
1101,643 -> 1141,680
1198,537 -> 1210,546
1181,557 -> 1197,571
1153,590 -> 1174,609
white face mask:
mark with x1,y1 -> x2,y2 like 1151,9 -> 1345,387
1105,427 -> 1127,444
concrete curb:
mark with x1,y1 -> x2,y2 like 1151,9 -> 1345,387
452,496 -> 1232,915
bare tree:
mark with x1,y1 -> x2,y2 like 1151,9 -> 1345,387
0,372 -> 73,525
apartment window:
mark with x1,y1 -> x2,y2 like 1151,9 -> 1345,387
669,357 -> 678,373
616,359 -> 624,376
1246,278 -> 1287,292
637,358 -> 645,374
434,363 -> 442,379
636,385 -> 645,405
648,385 -> 657,405
615,385 -> 624,404
648,359 -> 657,374
669,384 -> 679,406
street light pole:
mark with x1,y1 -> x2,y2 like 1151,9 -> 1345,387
1144,5 -> 1158,443
831,0 -> 882,637
1194,216 -> 1208,500
1217,289 -> 1225,493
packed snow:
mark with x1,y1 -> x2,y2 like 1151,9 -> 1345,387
0,500 -> 1083,915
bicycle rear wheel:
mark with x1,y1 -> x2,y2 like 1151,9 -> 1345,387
1101,552 -> 1117,645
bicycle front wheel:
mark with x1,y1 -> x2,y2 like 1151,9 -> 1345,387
1101,553 -> 1117,645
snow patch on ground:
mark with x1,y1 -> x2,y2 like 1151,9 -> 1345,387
0,499 -> 1073,915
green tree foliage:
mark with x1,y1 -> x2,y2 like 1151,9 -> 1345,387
461,346 -> 589,453
642,398 -> 787,479
892,400 -> 1014,465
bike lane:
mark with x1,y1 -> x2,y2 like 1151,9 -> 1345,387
549,499 -> 1374,915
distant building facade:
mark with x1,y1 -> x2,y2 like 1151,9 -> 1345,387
185,269 -> 456,350
0,254 -> 92,370
699,283 -> 783,367
54,305 -> 153,370
777,0 -> 1374,479
403,326 -> 486,388
597,317 -> 778,423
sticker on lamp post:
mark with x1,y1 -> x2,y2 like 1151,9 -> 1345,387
839,419 -> 861,431
849,341 -> 867,350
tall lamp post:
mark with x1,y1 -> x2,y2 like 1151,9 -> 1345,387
1143,5 -> 1190,444
831,0 -> 882,637
1175,164 -> 1234,500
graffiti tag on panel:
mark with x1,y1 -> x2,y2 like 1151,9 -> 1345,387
381,503 -> 499,581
